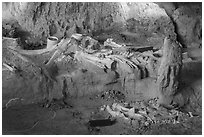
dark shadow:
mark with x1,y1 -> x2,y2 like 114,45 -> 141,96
178,60 -> 202,94
14,28 -> 31,41
175,60 -> 202,112
88,119 -> 116,127
180,61 -> 202,83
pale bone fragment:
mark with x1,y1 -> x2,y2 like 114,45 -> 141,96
71,33 -> 83,40
141,51 -> 160,61
188,112 -> 194,118
73,51 -> 104,69
46,38 -> 71,66
123,108 -> 144,120
74,51 -> 113,69
153,49 -> 163,56
130,57 -> 141,66
123,51 -> 134,58
137,51 -> 160,62
100,105 -> 106,111
110,58 -> 133,73
112,103 -> 130,112
3,63 -> 16,72
107,55 -> 137,69
144,121 -> 150,126
111,103 -> 144,120
173,119 -> 180,124
106,105 -> 125,118
3,37 -> 18,41
117,50 -> 134,58
104,38 -> 123,48
100,50 -> 113,56
7,37 -> 70,56
7,43 -> 58,55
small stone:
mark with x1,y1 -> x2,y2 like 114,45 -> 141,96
100,106 -> 106,111
144,121 -> 150,126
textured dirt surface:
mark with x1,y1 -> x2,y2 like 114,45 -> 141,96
2,84 -> 202,135
2,37 -> 202,135
2,2 -> 202,135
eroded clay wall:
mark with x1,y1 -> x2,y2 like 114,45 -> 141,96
2,2 -> 175,48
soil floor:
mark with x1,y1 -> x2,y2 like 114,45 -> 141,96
2,58 -> 202,135
2,94 -> 202,135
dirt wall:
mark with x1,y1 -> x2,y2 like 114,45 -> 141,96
2,2 -> 176,48
157,2 -> 202,48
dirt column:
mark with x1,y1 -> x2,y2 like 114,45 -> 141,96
157,37 -> 182,106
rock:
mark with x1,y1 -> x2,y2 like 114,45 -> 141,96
172,3 -> 202,48
156,37 -> 182,106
